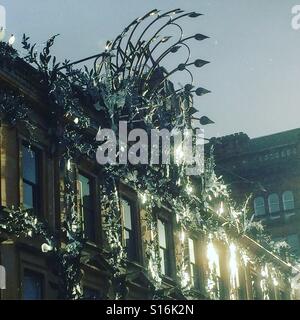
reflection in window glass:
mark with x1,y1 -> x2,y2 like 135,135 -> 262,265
22,145 -> 40,215
158,218 -> 171,276
120,198 -> 138,261
282,191 -> 295,211
254,197 -> 265,216
268,194 -> 280,215
78,174 -> 95,241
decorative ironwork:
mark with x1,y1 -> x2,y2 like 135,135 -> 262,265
94,8 -> 210,103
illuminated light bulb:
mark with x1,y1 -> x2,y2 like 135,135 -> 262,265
180,230 -> 185,243
67,159 -> 72,171
241,252 -> 250,266
218,201 -> 224,215
140,193 -> 147,204
73,117 -> 79,124
186,185 -> 193,194
8,34 -> 15,46
150,229 -> 154,241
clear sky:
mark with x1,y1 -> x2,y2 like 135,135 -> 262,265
1,0 -> 300,139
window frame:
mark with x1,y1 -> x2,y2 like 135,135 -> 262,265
268,193 -> 280,217
254,196 -> 266,217
187,236 -> 202,290
22,268 -> 45,300
157,209 -> 176,280
20,142 -> 43,217
119,184 -> 143,265
77,170 -> 97,242
282,190 -> 295,212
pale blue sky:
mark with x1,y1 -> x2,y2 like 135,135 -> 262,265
2,0 -> 300,139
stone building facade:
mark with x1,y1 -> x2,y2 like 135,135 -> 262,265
210,130 -> 300,257
0,53 -> 294,300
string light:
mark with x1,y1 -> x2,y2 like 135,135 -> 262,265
73,117 -> 79,124
186,185 -> 193,194
273,278 -> 279,287
140,193 -> 147,204
67,159 -> 72,171
218,201 -> 224,215
180,230 -> 185,243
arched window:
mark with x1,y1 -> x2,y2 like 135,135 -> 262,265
268,193 -> 280,214
282,191 -> 295,211
254,197 -> 265,216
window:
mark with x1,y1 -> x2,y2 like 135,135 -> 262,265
282,191 -> 295,211
22,145 -> 41,216
120,197 -> 139,261
268,193 -> 280,215
158,218 -> 173,277
188,238 -> 200,289
83,287 -> 102,300
254,197 -> 265,216
22,270 -> 44,300
78,173 -> 95,241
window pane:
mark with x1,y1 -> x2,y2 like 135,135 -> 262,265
79,174 -> 91,208
188,238 -> 196,264
268,194 -> 280,214
158,219 -> 167,249
160,248 -> 166,275
254,197 -> 265,216
23,183 -> 34,209
23,271 -> 43,300
83,287 -> 102,300
124,229 -> 130,242
283,191 -> 295,211
22,146 -> 37,184
121,199 -> 132,230
85,210 -> 95,240
78,174 -> 95,240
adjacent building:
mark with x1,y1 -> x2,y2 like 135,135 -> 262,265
210,129 -> 300,257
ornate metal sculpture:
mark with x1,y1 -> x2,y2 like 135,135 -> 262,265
94,8 -> 210,104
